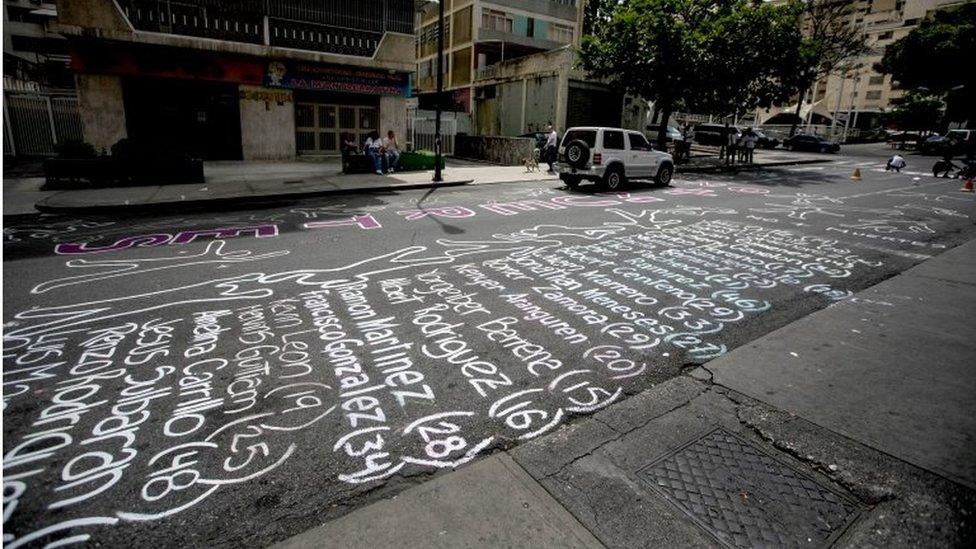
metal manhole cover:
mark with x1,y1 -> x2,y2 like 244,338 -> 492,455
638,428 -> 859,548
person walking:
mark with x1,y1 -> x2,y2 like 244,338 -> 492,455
364,131 -> 385,175
544,125 -> 559,172
382,130 -> 401,173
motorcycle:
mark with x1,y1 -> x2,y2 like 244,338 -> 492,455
932,158 -> 976,178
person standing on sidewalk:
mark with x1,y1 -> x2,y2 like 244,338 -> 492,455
544,125 -> 559,172
744,128 -> 757,164
726,128 -> 737,165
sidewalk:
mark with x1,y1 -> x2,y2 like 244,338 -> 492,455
276,239 -> 976,548
5,150 -> 827,215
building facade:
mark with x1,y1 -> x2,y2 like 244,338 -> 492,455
4,0 -> 72,90
762,0 -> 969,130
56,0 -> 416,160
470,46 -> 648,136
414,0 -> 583,118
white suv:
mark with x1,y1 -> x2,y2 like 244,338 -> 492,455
554,127 -> 674,190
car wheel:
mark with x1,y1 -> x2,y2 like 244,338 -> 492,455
655,163 -> 673,186
560,174 -> 581,189
564,140 -> 591,170
602,165 -> 626,191
819,145 -> 827,153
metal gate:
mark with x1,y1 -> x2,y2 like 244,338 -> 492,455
3,93 -> 83,156
296,102 -> 377,155
409,117 -> 455,155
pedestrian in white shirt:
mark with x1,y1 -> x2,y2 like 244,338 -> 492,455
364,131 -> 384,175
545,125 -> 559,172
886,154 -> 906,173
744,128 -> 757,164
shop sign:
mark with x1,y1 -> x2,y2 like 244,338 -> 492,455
264,61 -> 410,96
239,88 -> 293,103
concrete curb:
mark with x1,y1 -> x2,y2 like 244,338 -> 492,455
34,179 -> 474,215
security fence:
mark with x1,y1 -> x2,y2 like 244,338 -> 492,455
3,93 -> 83,157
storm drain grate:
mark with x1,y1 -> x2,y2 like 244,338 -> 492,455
638,428 -> 859,548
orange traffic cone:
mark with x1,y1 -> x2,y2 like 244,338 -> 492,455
962,178 -> 974,193
851,168 -> 861,181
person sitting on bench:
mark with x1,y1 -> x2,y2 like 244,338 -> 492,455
364,131 -> 384,175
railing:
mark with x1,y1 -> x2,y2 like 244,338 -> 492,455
116,0 -> 414,56
474,64 -> 500,81
409,117 -> 456,155
269,19 -> 382,57
3,93 -> 83,156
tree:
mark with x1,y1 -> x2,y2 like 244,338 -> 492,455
884,92 -> 944,133
579,0 -> 801,151
786,0 -> 870,136
878,3 -> 976,126
582,0 -> 615,36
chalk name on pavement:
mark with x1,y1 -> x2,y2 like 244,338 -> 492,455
0,205 -> 907,547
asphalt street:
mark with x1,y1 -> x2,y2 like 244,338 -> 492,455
3,150 -> 975,548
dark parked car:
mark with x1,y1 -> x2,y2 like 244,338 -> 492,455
783,134 -> 840,153
692,123 -> 739,146
647,125 -> 686,144
919,129 -> 975,156
752,129 -> 779,149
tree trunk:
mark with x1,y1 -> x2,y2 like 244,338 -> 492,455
656,104 -> 671,152
789,86 -> 808,137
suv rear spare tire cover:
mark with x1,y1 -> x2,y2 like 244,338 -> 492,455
564,140 -> 590,169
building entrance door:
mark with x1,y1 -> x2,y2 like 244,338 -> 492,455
296,103 -> 377,155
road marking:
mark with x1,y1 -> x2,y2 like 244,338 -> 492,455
839,179 -> 957,200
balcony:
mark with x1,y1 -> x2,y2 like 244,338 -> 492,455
116,0 -> 414,57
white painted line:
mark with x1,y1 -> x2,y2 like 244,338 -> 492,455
839,179 -> 957,200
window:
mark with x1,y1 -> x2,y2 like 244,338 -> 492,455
865,90 -> 883,100
904,18 -> 919,25
548,23 -> 574,43
868,75 -> 885,86
453,7 -> 472,44
562,129 -> 596,148
481,9 -> 512,33
603,130 -> 624,150
628,133 -> 651,151
527,17 -> 535,38
878,31 -> 893,40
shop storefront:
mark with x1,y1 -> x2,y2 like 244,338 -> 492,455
69,42 -> 411,160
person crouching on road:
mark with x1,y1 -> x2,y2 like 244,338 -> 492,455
545,125 -> 559,173
365,131 -> 384,175
886,154 -> 907,173
383,130 -> 401,174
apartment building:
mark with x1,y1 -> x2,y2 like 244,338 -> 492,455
414,0 -> 583,115
763,0 -> 969,130
54,0 -> 416,160
3,0 -> 72,90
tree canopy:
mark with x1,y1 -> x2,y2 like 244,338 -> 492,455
884,92 -> 945,133
579,0 -> 802,148
878,2 -> 976,125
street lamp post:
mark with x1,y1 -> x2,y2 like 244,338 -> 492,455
433,0 -> 445,182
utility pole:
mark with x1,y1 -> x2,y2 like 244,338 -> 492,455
433,0 -> 445,182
